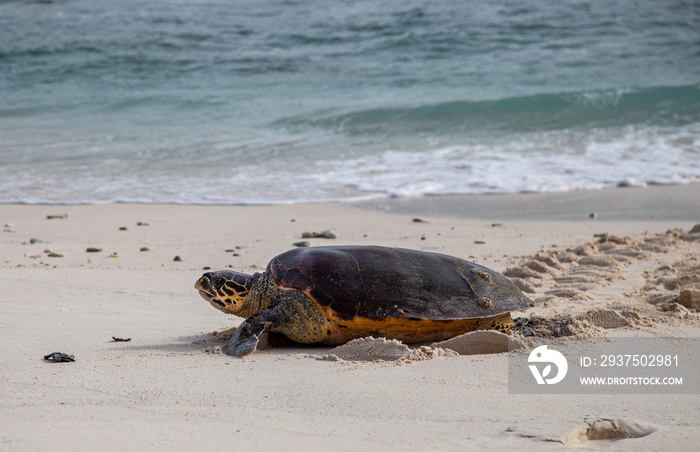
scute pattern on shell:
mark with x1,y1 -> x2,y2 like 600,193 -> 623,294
268,246 -> 532,322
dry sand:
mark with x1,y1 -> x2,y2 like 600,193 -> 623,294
1,186 -> 699,451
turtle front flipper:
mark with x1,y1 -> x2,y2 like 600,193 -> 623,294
227,291 -> 330,356
227,311 -> 278,357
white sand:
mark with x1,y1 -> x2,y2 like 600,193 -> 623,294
1,195 -> 699,451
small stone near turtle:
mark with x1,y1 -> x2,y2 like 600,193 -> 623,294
491,223 -> 503,227
86,247 -> 102,253
137,222 -> 149,226
30,238 -> 44,244
112,337 -> 132,342
174,255 -> 182,262
43,352 -> 75,362
679,289 -> 700,311
322,229 -> 338,239
293,241 -> 311,247
595,233 -> 627,244
412,218 -> 428,223
47,214 -> 68,220
474,240 -> 487,244
47,252 -> 65,258
203,266 -> 211,270
119,226 -> 128,231
301,229 -> 338,239
140,247 -> 150,252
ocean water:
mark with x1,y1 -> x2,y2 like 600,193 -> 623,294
1,0 -> 699,204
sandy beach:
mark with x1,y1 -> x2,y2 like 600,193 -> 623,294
1,185 -> 699,451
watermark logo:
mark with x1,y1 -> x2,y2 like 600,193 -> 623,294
510,338 -> 697,394
528,345 -> 568,385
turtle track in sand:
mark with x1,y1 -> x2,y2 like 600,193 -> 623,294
505,227 -> 700,338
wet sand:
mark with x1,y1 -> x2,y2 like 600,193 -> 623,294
350,183 -> 700,221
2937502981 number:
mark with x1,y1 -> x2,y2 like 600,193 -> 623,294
599,354 -> 679,367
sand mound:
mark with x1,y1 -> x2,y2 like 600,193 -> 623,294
577,309 -> 631,329
433,330 -> 514,355
518,314 -> 602,338
321,331 -> 524,363
321,337 -> 457,363
564,418 -> 656,448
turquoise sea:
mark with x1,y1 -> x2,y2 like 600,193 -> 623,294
1,0 -> 699,204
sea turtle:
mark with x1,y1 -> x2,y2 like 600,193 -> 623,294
195,246 -> 533,357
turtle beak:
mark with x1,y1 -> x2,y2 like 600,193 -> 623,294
195,274 -> 213,297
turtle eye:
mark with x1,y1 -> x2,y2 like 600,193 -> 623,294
210,274 -> 226,290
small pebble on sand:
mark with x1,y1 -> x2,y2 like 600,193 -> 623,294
301,229 -> 338,239
679,289 -> 700,311
43,352 -> 75,362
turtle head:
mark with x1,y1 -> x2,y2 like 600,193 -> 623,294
195,270 -> 253,316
